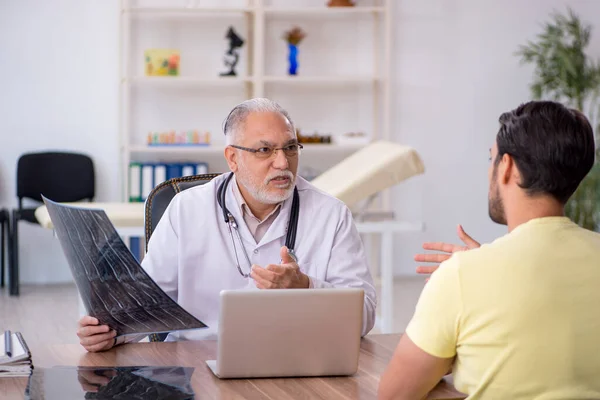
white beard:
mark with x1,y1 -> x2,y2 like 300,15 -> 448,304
236,161 -> 295,204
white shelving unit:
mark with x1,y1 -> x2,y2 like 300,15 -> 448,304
263,75 -> 378,84
126,76 -> 253,86
126,7 -> 254,15
263,6 -> 385,15
119,0 -> 392,199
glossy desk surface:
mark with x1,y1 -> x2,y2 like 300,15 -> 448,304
1,334 -> 466,399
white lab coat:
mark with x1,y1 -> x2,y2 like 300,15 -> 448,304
141,173 -> 377,341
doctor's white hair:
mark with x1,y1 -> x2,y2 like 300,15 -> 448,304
223,98 -> 296,145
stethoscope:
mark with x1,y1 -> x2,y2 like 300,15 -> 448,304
216,172 -> 300,278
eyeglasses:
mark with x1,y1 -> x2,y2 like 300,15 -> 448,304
230,143 -> 304,159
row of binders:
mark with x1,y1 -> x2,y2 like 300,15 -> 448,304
129,162 -> 209,202
0,330 -> 32,377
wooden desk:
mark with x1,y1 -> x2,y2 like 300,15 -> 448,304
1,334 -> 465,399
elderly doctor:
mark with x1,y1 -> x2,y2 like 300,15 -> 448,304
77,98 -> 377,352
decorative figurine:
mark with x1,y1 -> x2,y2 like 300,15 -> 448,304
220,27 -> 244,77
283,26 -> 306,76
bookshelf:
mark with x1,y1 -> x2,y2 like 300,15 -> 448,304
119,0 -> 392,201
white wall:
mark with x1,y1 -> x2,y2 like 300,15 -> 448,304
1,0 -> 599,283
0,0 -> 120,283
391,0 -> 600,274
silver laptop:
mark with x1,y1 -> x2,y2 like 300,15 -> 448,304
206,288 -> 364,379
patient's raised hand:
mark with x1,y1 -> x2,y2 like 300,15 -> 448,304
77,316 -> 117,353
415,224 -> 480,276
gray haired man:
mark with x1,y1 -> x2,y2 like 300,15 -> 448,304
77,98 -> 377,351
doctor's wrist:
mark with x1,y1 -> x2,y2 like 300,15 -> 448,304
301,273 -> 311,289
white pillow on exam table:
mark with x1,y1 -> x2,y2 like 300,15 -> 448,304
310,140 -> 425,209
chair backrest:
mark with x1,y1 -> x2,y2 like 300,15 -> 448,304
16,152 -> 95,206
144,173 -> 221,251
144,172 -> 221,343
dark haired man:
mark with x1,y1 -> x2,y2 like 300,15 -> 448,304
379,101 -> 600,399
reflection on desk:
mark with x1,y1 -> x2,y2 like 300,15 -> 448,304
27,366 -> 195,400
2,334 -> 466,400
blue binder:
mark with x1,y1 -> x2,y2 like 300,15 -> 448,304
167,164 -> 182,180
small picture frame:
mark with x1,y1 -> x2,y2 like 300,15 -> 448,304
144,49 -> 180,76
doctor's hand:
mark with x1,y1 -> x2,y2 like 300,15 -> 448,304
251,246 -> 310,289
415,224 -> 480,276
77,368 -> 117,393
77,316 -> 117,353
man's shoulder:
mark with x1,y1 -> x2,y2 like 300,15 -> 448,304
456,218 -> 600,267
446,233 -> 513,274
447,222 -> 562,277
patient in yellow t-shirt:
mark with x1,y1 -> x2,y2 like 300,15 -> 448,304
378,101 -> 600,400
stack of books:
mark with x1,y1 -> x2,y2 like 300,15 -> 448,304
0,330 -> 32,377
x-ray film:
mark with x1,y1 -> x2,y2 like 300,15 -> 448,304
43,197 -> 207,338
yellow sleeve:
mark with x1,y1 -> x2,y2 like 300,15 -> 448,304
405,255 -> 462,359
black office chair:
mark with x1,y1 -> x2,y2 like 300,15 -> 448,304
8,152 -> 95,296
0,208 -> 8,288
144,173 -> 221,342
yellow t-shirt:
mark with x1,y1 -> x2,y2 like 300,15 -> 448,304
406,217 -> 600,399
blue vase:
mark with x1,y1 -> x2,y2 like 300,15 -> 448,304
288,44 -> 298,75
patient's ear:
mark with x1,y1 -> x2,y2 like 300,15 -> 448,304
225,147 -> 238,172
499,153 -> 517,185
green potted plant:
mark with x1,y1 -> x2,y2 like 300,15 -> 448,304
516,8 -> 600,230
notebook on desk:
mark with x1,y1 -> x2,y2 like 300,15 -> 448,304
0,331 -> 32,377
